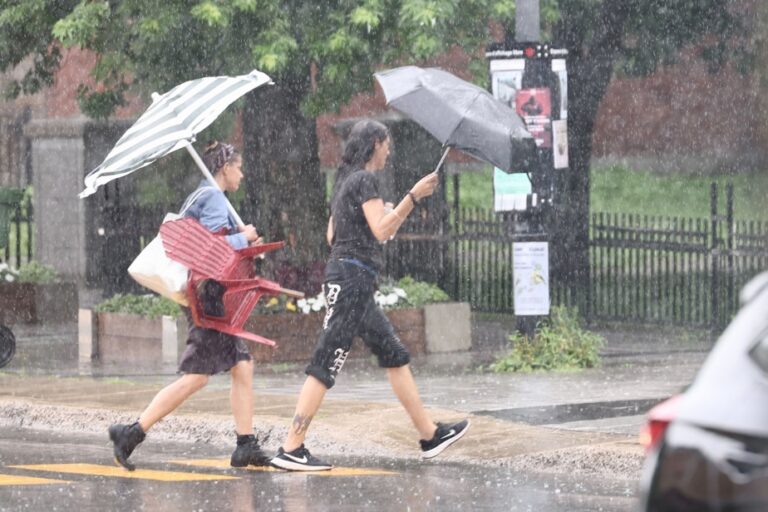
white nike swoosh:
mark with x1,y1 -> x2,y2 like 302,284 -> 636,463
440,429 -> 456,440
283,453 -> 308,463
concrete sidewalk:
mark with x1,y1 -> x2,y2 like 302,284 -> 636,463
0,322 -> 712,479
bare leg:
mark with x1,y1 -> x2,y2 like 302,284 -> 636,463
230,360 -> 255,435
138,373 -> 209,432
387,365 -> 437,440
283,375 -> 328,451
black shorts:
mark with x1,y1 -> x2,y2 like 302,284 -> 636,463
305,260 -> 410,389
177,308 -> 252,375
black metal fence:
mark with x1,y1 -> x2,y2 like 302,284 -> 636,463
2,193 -> 34,268
383,183 -> 768,328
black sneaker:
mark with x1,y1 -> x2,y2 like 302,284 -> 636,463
420,419 -> 470,459
270,445 -> 333,471
231,434 -> 270,467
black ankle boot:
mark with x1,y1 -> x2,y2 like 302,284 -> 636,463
108,421 -> 146,471
230,434 -> 269,467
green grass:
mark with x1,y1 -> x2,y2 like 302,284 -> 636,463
445,164 -> 768,221
591,165 -> 768,220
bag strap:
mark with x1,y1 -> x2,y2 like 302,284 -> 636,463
178,186 -> 217,216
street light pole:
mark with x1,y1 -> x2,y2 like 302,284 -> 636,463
516,0 -> 540,43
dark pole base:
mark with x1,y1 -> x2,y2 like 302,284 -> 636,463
515,316 -> 540,339
0,324 -> 16,369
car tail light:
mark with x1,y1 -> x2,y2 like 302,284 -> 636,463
640,418 -> 670,451
640,395 -> 682,451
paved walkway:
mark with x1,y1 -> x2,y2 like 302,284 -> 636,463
0,320 -> 713,478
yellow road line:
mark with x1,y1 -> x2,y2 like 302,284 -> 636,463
0,474 -> 69,486
171,459 -> 399,476
8,464 -> 238,482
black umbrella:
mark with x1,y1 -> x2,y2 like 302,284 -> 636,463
374,66 -> 536,173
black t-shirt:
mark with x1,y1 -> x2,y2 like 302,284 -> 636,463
329,170 -> 383,272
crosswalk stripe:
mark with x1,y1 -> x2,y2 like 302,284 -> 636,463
171,459 -> 399,476
0,474 -> 69,486
8,464 -> 239,482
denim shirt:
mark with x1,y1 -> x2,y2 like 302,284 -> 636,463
181,182 -> 247,250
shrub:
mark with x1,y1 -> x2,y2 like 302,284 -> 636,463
18,261 -> 58,284
490,307 -> 604,373
94,293 -> 182,318
392,276 -> 450,308
0,261 -> 58,284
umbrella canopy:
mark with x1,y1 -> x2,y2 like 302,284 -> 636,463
79,70 -> 272,198
374,66 -> 536,173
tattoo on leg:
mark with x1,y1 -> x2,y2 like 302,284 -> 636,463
291,414 -> 313,435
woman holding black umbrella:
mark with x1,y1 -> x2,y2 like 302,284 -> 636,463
271,119 -> 470,471
108,141 -> 270,471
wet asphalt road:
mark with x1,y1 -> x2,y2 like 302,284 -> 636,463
0,428 -> 639,511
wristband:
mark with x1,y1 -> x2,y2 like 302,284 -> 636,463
408,191 -> 419,206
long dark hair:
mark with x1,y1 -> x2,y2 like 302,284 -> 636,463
332,119 -> 389,200
202,140 -> 239,175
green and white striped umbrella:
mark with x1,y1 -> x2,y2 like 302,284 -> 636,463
79,70 -> 272,199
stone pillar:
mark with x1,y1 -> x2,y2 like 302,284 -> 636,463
24,118 -> 89,284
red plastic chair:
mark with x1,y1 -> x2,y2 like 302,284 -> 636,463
159,217 -> 302,346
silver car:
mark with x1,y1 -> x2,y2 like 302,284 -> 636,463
639,271 -> 768,511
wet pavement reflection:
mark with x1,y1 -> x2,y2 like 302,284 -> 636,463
0,428 -> 638,511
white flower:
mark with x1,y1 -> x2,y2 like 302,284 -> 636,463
393,287 -> 407,298
301,303 -> 311,314
5,274 -> 14,282
0,263 -> 7,271
385,293 -> 399,305
311,300 -> 324,312
297,298 -> 307,309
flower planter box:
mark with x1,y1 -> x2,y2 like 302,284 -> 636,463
85,311 -> 187,369
0,282 -> 78,324
80,302 -> 471,369
246,302 -> 471,364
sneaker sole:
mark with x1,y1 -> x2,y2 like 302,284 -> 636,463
421,420 -> 470,459
270,457 -> 333,472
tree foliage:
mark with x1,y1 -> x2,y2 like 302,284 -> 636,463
0,0 -> 750,270
3,1 -> 514,117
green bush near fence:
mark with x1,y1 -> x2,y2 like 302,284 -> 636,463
17,261 -> 58,284
490,307 -> 604,373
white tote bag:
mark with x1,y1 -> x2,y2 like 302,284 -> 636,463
128,187 -> 214,306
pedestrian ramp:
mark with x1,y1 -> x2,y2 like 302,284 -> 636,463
170,459 -> 399,476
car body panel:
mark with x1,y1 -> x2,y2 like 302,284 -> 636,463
675,272 -> 768,437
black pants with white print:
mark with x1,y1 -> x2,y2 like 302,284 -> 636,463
305,259 -> 411,389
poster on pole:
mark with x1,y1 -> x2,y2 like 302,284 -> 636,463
513,242 -> 550,316
515,88 -> 552,148
552,119 -> 569,169
551,59 -> 568,120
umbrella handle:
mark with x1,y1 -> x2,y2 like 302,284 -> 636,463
184,142 -> 245,227
433,147 -> 451,173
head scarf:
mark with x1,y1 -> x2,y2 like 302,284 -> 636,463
204,141 -> 237,174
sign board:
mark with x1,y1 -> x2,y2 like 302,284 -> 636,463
494,169 -> 534,212
513,242 -> 550,316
